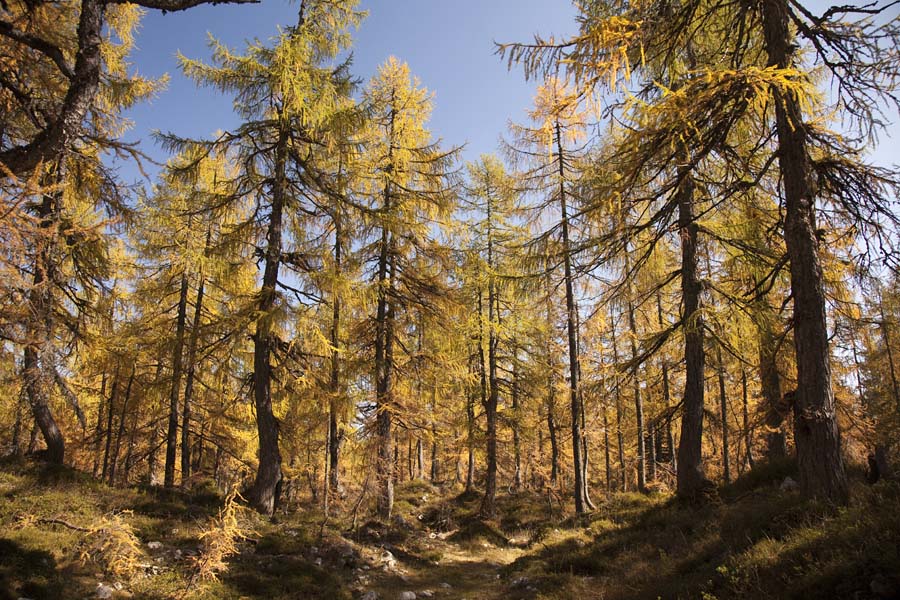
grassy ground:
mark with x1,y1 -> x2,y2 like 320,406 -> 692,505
2,457 -> 898,599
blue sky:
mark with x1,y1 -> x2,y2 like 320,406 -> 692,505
117,0 -> 897,187
117,0 -> 579,184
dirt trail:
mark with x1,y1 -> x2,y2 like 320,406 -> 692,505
350,536 -> 528,600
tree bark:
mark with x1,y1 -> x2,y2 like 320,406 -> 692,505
430,383 -> 439,482
757,303 -> 787,460
328,211 -> 344,494
374,224 -> 396,519
603,401 -> 612,492
557,119 -> 587,513
181,228 -> 209,487
627,293 -> 647,492
92,372 -> 107,478
657,292 -> 676,473
181,275 -> 205,487
466,352 -> 477,492
715,345 -> 731,484
165,272 -> 189,488
101,365 -> 119,482
479,283 -> 499,517
611,316 -> 627,491
741,367 -> 755,471
512,355 -> 522,492
878,298 -> 900,412
24,184 -> 65,464
108,365 -> 135,486
760,0 -> 848,504
545,289 -> 560,485
248,125 -> 288,516
576,306 -> 596,508
676,162 -> 708,501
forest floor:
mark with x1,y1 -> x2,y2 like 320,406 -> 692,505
2,457 -> 899,600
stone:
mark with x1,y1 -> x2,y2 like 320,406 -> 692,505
399,593 -> 416,600
146,541 -> 162,550
95,584 -> 114,600
360,593 -> 379,600
380,550 -> 397,569
438,583 -> 452,589
780,477 -> 799,492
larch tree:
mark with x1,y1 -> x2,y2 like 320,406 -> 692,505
360,56 -> 458,520
0,0 -> 257,179
463,153 -> 521,517
501,0 -> 900,504
0,1 -> 164,464
509,78 -> 593,512
167,0 -> 364,514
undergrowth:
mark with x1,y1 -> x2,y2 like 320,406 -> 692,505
2,457 -> 898,600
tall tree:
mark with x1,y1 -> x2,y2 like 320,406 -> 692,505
510,78 -> 592,513
501,0 -> 900,504
169,0 -> 364,513
463,154 -> 520,517
361,57 -> 457,520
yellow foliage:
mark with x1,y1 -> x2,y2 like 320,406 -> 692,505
563,15 -> 644,91
190,488 -> 254,584
80,511 -> 145,579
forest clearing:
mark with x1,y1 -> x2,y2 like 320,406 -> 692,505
2,0 -> 900,598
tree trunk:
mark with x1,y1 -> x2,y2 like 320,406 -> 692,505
657,292 -> 676,473
557,120 -> 587,513
627,293 -> 647,492
603,401 -> 612,491
576,306 -> 596,508
878,298 -> 900,412
374,230 -> 396,519
430,383 -> 439,482
92,372 -> 107,478
676,160 -> 707,501
466,354 -> 477,492
512,356 -> 522,492
715,345 -> 731,484
101,365 -> 120,482
165,272 -> 189,488
181,276 -> 205,487
761,0 -> 848,504
407,436 -> 414,481
742,367 -> 755,471
248,125 -> 288,515
374,105 -> 400,520
122,410 -> 138,485
108,365 -> 135,486
329,210 -> 344,493
479,284 -> 499,517
757,304 -> 787,460
546,290 -> 560,485
24,184 -> 65,464
611,317 -> 627,491
181,228 -> 209,487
